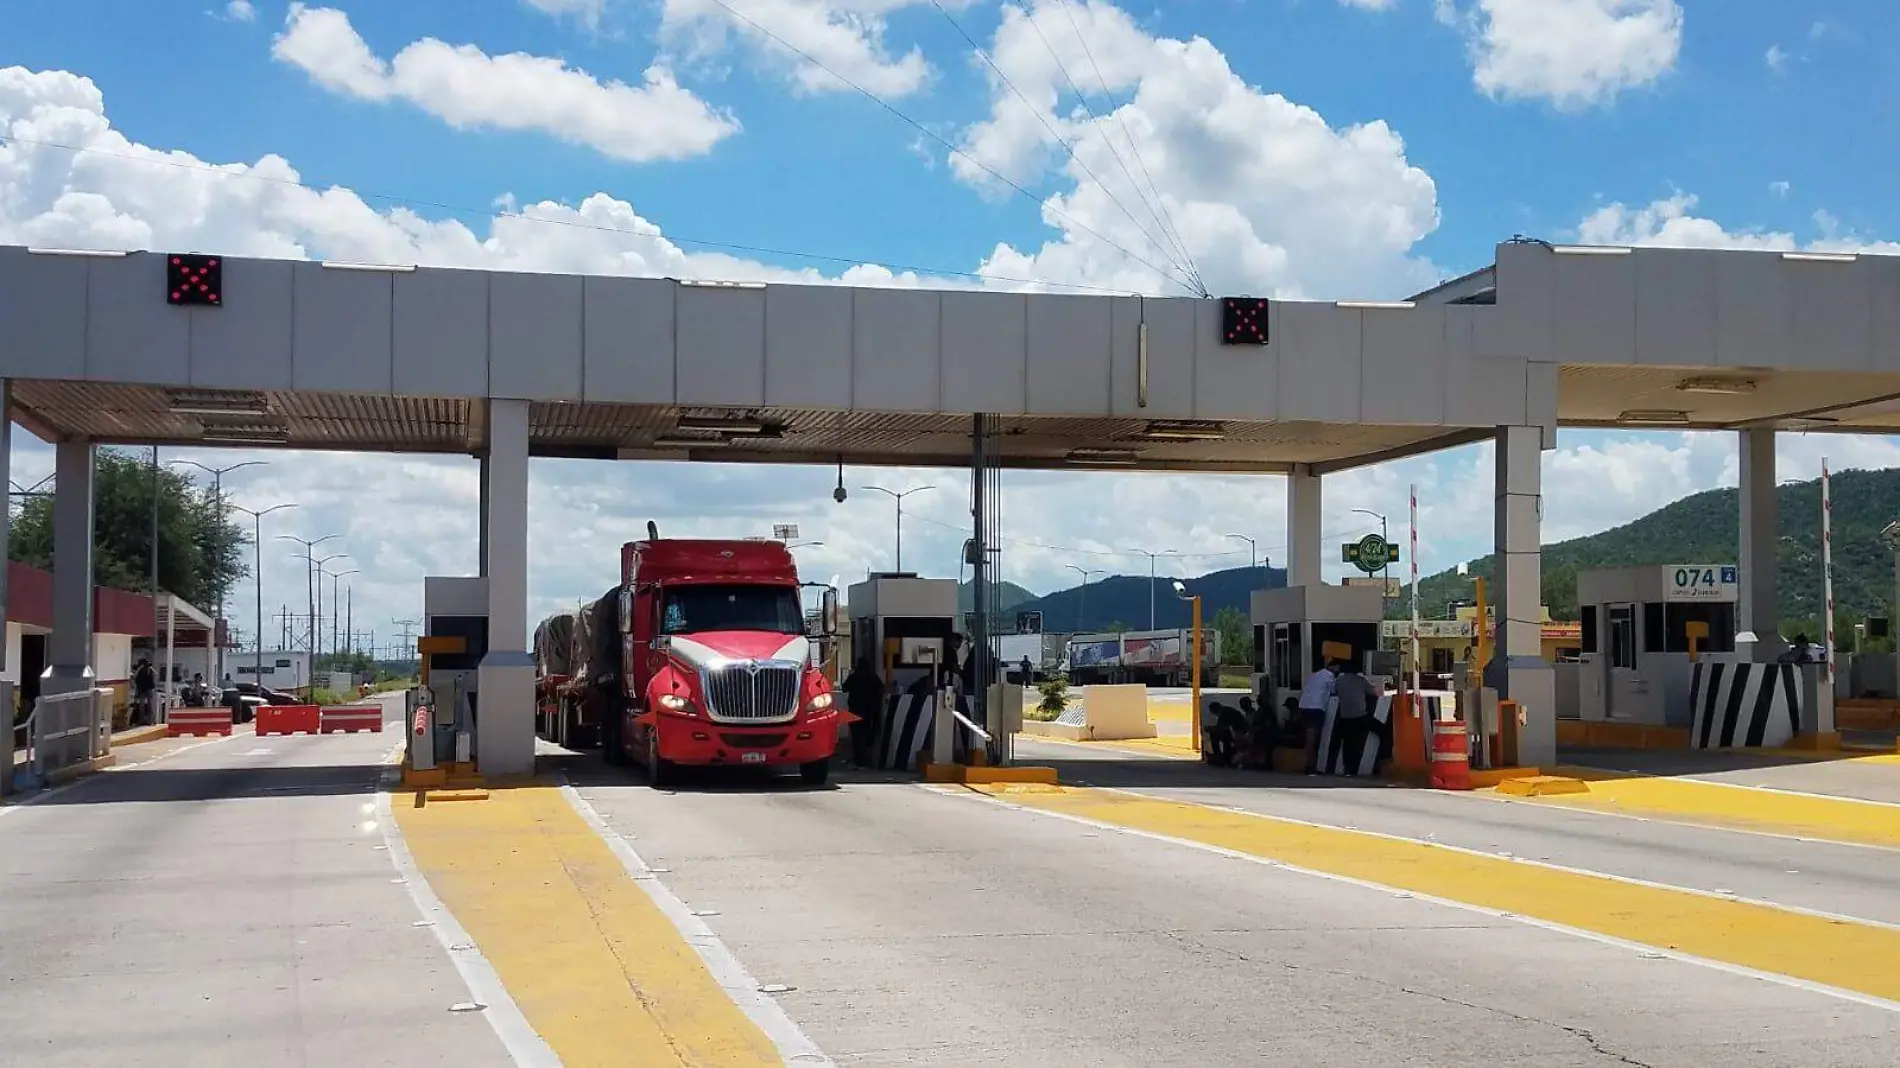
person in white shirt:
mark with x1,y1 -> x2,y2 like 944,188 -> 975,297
1298,661 -> 1341,776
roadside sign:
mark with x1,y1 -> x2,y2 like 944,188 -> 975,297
1015,611 -> 1043,635
1662,564 -> 1739,602
1342,534 -> 1400,575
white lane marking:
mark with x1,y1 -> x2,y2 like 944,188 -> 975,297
560,780 -> 836,1067
931,784 -> 1900,1016
1568,761 -> 1900,810
374,778 -> 560,1068
0,731 -> 242,821
242,747 -> 275,756
1084,783 -> 1900,935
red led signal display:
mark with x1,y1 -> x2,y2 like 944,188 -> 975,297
1221,296 -> 1269,346
167,253 -> 222,306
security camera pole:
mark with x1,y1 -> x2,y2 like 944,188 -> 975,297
1172,579 -> 1203,753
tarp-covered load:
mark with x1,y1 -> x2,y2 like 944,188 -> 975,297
533,613 -> 581,678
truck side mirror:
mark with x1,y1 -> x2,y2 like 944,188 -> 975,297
820,588 -> 838,636
617,589 -> 633,634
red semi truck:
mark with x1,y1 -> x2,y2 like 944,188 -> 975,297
596,534 -> 842,787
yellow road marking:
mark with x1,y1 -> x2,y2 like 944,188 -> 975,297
967,782 -> 1900,1004
1490,764 -> 1900,850
392,784 -> 782,1068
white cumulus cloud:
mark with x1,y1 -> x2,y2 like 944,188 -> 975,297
271,4 -> 740,164
953,1 -> 1443,300
659,0 -> 950,98
1441,0 -> 1683,108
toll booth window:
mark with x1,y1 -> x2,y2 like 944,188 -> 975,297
1659,602 -> 1735,653
661,585 -> 804,635
1607,605 -> 1636,669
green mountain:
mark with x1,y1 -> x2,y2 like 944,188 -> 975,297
957,579 -> 1037,615
1397,468 -> 1899,632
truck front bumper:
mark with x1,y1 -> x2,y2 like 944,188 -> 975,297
654,714 -> 838,768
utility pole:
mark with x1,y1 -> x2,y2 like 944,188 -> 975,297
1225,533 -> 1258,572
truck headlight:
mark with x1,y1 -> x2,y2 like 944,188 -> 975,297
658,693 -> 693,713
804,691 -> 834,712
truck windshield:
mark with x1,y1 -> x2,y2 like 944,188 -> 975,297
660,585 -> 805,635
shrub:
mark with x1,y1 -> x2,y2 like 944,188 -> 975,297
1029,677 -> 1070,721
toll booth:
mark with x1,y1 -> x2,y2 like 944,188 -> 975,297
1574,565 -> 1738,728
410,576 -> 490,776
846,574 -> 958,770
1252,584 -> 1385,688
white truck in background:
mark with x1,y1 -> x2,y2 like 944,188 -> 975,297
1065,627 -> 1222,687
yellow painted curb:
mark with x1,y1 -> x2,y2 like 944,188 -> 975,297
392,782 -> 783,1067
109,725 -> 170,747
921,761 -> 1058,785
1495,775 -> 1589,797
1781,732 -> 1843,752
1530,764 -> 1900,849
1468,767 -> 1542,788
968,782 -> 1900,1004
423,789 -> 491,803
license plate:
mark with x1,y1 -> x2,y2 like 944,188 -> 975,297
740,751 -> 767,764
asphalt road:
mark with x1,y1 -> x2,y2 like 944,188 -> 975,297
8,710 -> 1898,1068
567,750 -> 1900,1068
0,709 -> 513,1068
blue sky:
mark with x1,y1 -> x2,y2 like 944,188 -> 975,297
4,0 -> 1898,651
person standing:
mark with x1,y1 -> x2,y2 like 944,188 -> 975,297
1330,665 -> 1380,777
132,658 -> 157,727
842,658 -> 885,768
1298,660 -> 1341,776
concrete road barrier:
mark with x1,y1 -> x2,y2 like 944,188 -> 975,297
320,705 -> 383,734
166,707 -> 233,738
256,704 -> 320,737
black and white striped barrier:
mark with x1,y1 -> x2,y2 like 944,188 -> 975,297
1689,662 -> 1800,749
872,689 -> 986,772
1316,694 -> 1394,776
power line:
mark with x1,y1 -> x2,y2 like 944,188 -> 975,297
697,0 -> 1199,296
1056,0 -> 1203,294
1045,0 -> 1204,294
925,0 -> 1205,297
0,132 -> 1157,297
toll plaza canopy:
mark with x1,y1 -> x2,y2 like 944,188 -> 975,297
3,238 -> 1899,775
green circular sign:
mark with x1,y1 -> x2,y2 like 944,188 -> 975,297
1354,534 -> 1389,574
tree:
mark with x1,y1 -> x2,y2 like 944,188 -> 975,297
1211,605 -> 1251,665
9,447 -> 249,611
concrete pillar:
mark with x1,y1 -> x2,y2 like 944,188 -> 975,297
0,381 -> 10,680
43,439 -> 97,697
1738,429 -> 1783,660
1286,465 -> 1322,588
477,454 -> 490,578
1485,425 -> 1555,768
476,399 -> 535,777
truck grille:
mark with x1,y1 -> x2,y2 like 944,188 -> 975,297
701,662 -> 800,723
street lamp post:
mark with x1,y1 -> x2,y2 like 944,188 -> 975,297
862,485 -> 935,573
231,502 -> 295,682
278,534 -> 338,682
1064,564 -> 1102,632
171,459 -> 264,682
327,568 -> 359,662
1124,548 -> 1180,631
1225,533 -> 1258,572
310,554 -> 349,666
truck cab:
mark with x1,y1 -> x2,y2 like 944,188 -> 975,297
604,538 -> 841,787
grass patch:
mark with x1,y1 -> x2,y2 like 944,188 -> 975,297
1027,677 -> 1070,721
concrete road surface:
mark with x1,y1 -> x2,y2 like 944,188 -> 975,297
8,708 -> 1899,1068
566,749 -> 1900,1068
0,707 -> 513,1068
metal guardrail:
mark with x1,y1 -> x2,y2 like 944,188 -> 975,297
11,688 -> 113,794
